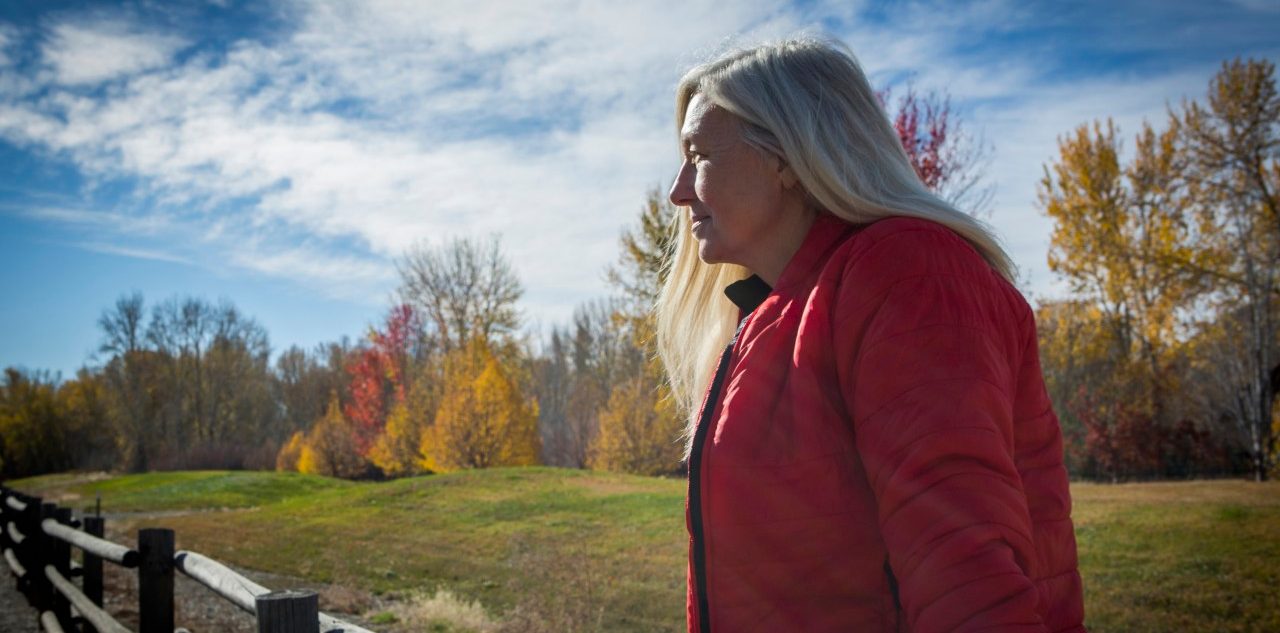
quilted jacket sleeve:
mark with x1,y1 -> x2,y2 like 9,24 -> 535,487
834,222 -> 1047,633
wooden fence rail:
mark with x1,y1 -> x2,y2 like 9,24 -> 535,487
0,485 -> 375,633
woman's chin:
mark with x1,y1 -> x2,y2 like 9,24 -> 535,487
696,242 -> 725,265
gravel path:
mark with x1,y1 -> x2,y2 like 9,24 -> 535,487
0,577 -> 40,633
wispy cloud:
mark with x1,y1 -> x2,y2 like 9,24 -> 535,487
14,204 -> 174,235
41,19 -> 188,85
73,240 -> 190,264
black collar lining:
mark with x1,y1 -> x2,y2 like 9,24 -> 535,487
724,274 -> 772,313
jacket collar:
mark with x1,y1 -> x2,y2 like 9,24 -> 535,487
724,274 -> 772,313
722,213 -> 854,313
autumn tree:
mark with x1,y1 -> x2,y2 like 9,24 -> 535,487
97,293 -> 159,471
882,87 -> 995,217
397,235 -> 523,354
144,296 -> 276,466
345,304 -> 422,457
424,339 -> 540,471
295,391 -> 368,479
1035,300 -> 1119,474
274,340 -> 352,437
1038,118 -> 1207,427
588,376 -> 683,476
583,191 -> 686,474
1178,58 -> 1280,480
55,369 -> 116,471
0,368 -> 70,477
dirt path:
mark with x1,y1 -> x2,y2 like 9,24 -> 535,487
98,512 -> 382,633
0,577 -> 40,632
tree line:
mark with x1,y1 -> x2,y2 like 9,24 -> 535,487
3,65 -> 1273,481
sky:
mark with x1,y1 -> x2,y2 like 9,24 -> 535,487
1,0 -> 1277,379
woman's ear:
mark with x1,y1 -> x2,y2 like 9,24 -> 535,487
779,165 -> 798,189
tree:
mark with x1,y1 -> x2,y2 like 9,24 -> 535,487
588,375 -> 683,476
345,304 -> 422,456
276,430 -> 305,472
97,292 -> 146,357
144,297 -> 275,462
368,399 -> 419,477
1035,300 -> 1120,475
1179,58 -> 1280,480
606,191 -> 677,311
531,326 -> 576,467
397,236 -> 523,354
423,340 -> 539,471
1039,119 -> 1202,426
97,293 -> 159,471
296,391 -> 367,479
882,87 -> 994,217
55,369 -> 116,471
535,191 -> 685,475
0,368 -> 70,477
275,340 -> 351,437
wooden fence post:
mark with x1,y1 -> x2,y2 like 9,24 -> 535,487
82,515 -> 105,608
15,494 -> 40,594
256,590 -> 319,633
51,507 -> 73,626
36,502 -> 57,612
137,528 -> 174,633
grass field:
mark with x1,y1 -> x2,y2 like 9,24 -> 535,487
9,470 -> 1279,632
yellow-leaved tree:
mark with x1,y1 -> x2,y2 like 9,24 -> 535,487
581,190 -> 686,475
422,340 -> 539,471
1039,119 -> 1204,424
276,430 -> 305,471
588,373 -> 683,476
291,391 -> 367,478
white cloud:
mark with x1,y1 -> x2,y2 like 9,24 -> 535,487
228,244 -> 395,303
14,205 -> 174,236
1,0 -> 1267,327
42,19 -> 187,85
74,241 -> 190,264
2,0 -> 816,322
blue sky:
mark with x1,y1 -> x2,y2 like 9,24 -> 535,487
2,0 -> 1278,378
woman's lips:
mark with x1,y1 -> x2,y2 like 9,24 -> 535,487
691,215 -> 710,232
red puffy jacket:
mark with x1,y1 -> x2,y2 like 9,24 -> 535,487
686,214 -> 1085,632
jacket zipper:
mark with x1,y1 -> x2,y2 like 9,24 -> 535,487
688,319 -> 749,633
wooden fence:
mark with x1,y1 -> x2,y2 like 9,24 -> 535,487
0,485 -> 375,633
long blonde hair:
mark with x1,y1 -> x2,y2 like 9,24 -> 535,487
656,37 -> 1014,454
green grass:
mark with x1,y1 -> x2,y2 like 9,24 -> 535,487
1070,481 -> 1280,632
9,469 -> 355,511
9,471 -> 1279,632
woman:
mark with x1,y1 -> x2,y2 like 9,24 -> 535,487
658,38 -> 1085,632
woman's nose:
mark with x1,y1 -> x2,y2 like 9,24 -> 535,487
669,162 -> 694,207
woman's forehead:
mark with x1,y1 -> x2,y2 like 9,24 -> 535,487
681,95 -> 737,146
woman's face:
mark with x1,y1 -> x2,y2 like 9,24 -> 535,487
669,94 -> 796,271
